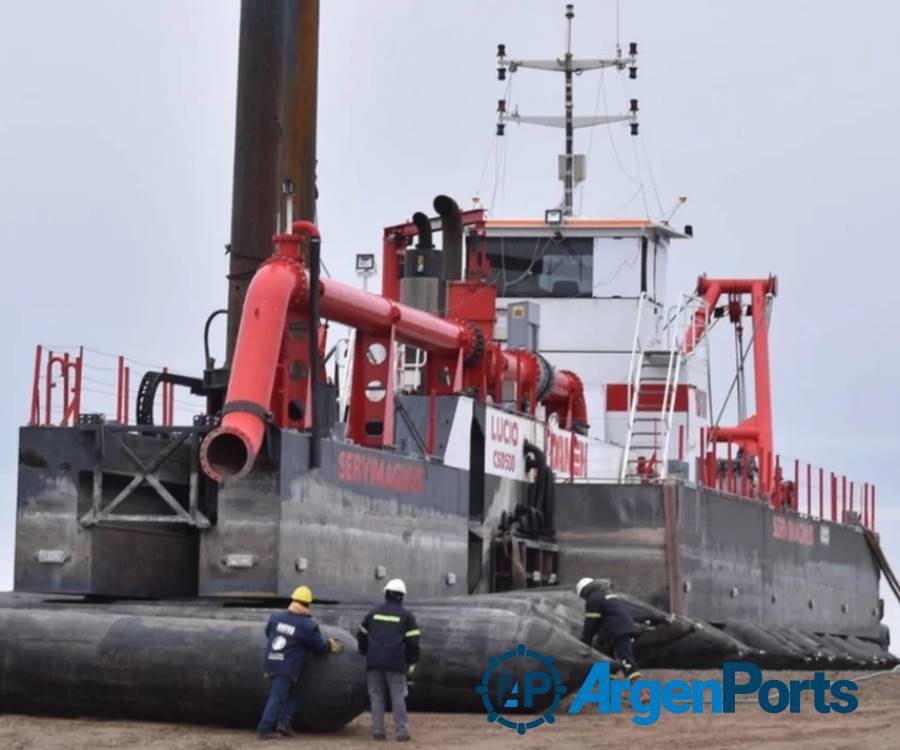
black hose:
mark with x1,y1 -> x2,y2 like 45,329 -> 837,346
203,309 -> 228,368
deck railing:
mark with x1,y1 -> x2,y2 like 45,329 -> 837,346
29,344 -> 200,427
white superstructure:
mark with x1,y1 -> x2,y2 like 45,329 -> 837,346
486,218 -> 711,481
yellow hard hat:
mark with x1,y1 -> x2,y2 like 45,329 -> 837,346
291,585 -> 313,604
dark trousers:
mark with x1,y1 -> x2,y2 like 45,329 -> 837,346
257,674 -> 300,733
611,635 -> 639,678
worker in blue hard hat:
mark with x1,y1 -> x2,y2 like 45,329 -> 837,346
357,578 -> 420,742
257,585 -> 344,741
576,577 -> 641,681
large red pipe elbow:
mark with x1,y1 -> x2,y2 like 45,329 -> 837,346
498,350 -> 588,427
200,254 -> 302,481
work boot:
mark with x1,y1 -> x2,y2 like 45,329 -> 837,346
257,731 -> 280,741
396,735 -> 411,742
373,733 -> 386,741
276,723 -> 296,737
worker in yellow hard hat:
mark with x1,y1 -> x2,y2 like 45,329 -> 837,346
256,585 -> 343,740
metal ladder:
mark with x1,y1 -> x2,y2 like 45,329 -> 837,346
620,294 -> 700,482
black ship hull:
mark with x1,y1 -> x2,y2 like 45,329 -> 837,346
15,422 -> 881,638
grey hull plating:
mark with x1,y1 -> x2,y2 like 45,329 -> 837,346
0,606 -> 366,731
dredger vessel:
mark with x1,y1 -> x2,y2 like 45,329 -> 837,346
5,0 -> 895,731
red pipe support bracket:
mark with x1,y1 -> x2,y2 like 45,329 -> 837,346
30,345 -> 42,426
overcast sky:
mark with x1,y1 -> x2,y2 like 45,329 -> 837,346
1,1 -> 898,640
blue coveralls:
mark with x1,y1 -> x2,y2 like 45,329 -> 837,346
257,608 -> 330,734
581,587 -> 640,679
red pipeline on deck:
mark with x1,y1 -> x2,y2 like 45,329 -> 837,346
201,221 -> 589,481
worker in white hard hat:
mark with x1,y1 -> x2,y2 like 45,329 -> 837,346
256,585 -> 344,741
356,578 -> 420,742
575,577 -> 641,681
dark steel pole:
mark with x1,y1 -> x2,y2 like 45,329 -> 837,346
278,0 -> 320,226
308,235 -> 321,469
226,0 -> 320,365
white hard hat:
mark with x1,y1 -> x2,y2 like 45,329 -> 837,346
384,578 -> 407,595
575,577 -> 594,597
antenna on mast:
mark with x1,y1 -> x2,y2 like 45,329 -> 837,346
496,4 -> 639,218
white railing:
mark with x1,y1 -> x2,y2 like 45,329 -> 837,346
619,292 -> 648,481
658,294 -> 703,479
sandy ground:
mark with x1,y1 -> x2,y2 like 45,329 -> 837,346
1,670 -> 897,750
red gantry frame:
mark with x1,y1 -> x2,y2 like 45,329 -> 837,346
200,216 -> 587,481
688,274 -> 779,499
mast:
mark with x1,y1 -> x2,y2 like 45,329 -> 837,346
563,4 -> 574,217
226,0 -> 320,365
496,3 -> 639,217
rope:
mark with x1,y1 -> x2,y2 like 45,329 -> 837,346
600,68 -> 649,217
615,0 -> 622,53
639,133 -> 665,219
488,75 -> 515,214
576,68 -> 606,215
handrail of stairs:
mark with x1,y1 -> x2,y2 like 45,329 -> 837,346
620,292 -> 648,481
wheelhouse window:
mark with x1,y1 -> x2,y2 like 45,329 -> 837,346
485,235 -> 594,297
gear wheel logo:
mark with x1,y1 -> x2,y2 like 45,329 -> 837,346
477,643 -> 566,735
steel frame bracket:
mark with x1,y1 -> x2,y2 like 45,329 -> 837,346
79,425 -> 211,529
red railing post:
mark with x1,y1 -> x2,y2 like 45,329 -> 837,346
69,347 -> 83,424
819,467 -> 824,519
124,366 -> 130,424
863,483 -> 869,529
116,356 -> 125,423
61,352 -> 71,426
850,481 -> 855,516
805,462 -> 811,516
30,345 -> 43,426
872,486 -> 876,529
45,351 -> 56,425
678,425 -> 684,462
830,472 -> 837,521
162,367 -> 170,426
793,458 -> 799,512
841,475 -> 847,524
